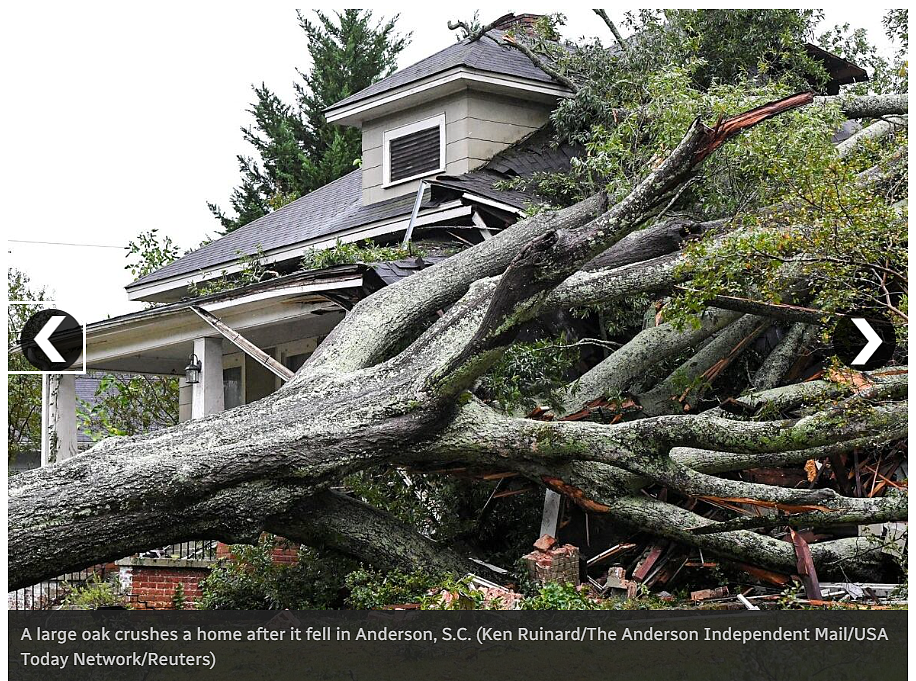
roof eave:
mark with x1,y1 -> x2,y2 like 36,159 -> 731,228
124,200 -> 471,303
325,66 -> 572,128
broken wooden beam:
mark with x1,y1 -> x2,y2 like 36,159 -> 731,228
191,305 -> 295,382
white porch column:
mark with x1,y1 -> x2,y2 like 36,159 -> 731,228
191,337 -> 224,419
47,374 -> 78,462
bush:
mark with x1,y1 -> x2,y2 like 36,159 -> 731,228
198,536 -> 355,610
62,574 -> 127,609
301,239 -> 413,270
344,568 -> 445,609
520,582 -> 601,610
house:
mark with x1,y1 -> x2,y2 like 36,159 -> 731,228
37,13 -> 866,463
8,13 -> 871,609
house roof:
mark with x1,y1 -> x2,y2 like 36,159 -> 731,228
127,171 -> 448,291
430,125 -> 581,208
129,124 -> 579,294
325,29 -> 561,116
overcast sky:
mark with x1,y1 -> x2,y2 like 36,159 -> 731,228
2,7 -> 897,324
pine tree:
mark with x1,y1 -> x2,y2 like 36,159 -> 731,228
210,10 -> 409,233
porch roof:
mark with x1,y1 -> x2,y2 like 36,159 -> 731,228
82,266 -> 366,375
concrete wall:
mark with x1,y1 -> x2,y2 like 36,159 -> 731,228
361,90 -> 552,205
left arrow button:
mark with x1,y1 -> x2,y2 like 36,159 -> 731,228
34,315 -> 67,363
18,308 -> 83,371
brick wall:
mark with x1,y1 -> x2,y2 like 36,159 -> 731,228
118,562 -> 210,610
215,537 -> 300,565
120,537 -> 299,609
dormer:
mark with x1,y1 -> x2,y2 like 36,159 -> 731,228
324,14 -> 573,205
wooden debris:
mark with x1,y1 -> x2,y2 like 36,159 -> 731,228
735,563 -> 792,587
790,528 -> 822,600
586,543 -> 637,567
632,542 -> 667,582
736,593 -> 760,610
691,586 -> 730,602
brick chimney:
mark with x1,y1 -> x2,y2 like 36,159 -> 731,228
491,13 -> 543,36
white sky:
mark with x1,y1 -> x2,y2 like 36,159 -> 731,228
1,7 -> 897,324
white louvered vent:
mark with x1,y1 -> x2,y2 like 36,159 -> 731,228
383,114 -> 445,186
389,126 -> 440,182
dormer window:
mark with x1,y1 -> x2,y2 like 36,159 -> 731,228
383,113 -> 445,187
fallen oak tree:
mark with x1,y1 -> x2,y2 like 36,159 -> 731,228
9,92 -> 908,590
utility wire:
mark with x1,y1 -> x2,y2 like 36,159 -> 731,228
8,239 -> 127,249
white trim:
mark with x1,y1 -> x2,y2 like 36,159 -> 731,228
382,113 -> 445,187
126,202 -> 471,302
204,279 -> 362,313
325,67 -> 572,126
460,192 -> 524,216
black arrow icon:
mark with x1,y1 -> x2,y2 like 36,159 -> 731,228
19,309 -> 83,371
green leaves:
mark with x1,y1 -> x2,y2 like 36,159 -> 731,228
478,334 -> 581,413
125,229 -> 180,281
77,373 -> 179,442
666,119 -> 907,329
300,239 -> 413,271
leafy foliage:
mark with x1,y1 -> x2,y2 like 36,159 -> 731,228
478,335 -> 580,412
198,536 -> 356,610
189,247 -> 274,297
7,268 -> 46,467
300,240 -> 413,271
77,373 -> 179,440
62,574 -> 127,609
420,575 -> 487,610
519,582 -> 601,610
125,230 -> 181,281
344,568 -> 445,609
210,11 -> 409,233
666,114 -> 907,329
818,13 -> 909,94
170,582 -> 187,610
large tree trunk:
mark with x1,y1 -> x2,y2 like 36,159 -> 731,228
9,93 -> 907,591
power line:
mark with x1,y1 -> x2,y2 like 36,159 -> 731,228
8,239 -> 127,249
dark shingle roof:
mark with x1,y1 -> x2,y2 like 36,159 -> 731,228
129,171 -> 445,290
430,126 -> 581,208
326,30 -> 562,114
130,170 -> 361,288
367,256 -> 450,287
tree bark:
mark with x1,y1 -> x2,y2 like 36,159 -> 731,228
8,93 -> 906,592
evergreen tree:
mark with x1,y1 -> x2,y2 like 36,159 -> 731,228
210,10 -> 409,233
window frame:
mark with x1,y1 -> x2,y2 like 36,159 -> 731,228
382,113 -> 446,188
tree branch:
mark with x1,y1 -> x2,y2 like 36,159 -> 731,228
593,9 -> 629,54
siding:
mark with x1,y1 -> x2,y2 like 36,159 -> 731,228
360,90 -> 552,204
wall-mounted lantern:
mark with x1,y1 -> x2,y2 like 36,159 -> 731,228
184,353 -> 202,385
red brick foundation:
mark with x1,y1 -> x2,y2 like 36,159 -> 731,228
118,561 -> 209,609
120,536 -> 299,609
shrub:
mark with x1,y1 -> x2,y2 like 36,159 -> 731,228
62,574 -> 127,609
344,568 -> 445,609
198,536 -> 355,610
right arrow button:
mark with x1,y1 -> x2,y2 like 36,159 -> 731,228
850,318 -> 882,366
831,311 -> 897,371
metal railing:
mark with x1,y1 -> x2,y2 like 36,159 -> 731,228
8,565 -> 109,611
139,540 -> 218,562
9,541 -> 219,610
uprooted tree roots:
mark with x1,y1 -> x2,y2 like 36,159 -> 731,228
9,93 -> 908,591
